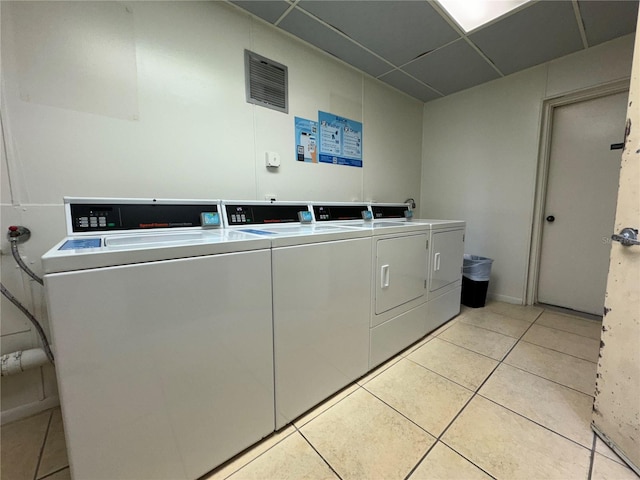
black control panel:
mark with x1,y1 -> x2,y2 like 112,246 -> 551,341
225,204 -> 309,225
69,203 -> 218,233
371,205 -> 409,219
313,205 -> 369,221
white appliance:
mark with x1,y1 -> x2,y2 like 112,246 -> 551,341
312,203 -> 431,368
369,204 -> 466,335
222,201 -> 372,429
42,198 -> 275,480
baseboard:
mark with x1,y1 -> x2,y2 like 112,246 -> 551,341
487,293 -> 523,305
1,395 -> 60,425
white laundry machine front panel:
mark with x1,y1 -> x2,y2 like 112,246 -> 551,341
45,250 -> 274,480
272,237 -> 372,428
430,228 -> 465,294
374,233 -> 429,319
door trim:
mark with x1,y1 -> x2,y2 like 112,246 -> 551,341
525,79 -> 630,306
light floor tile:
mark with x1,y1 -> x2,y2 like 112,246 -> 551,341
458,308 -> 531,338
204,426 -> 296,479
357,353 -> 402,386
504,341 -> 597,396
1,410 -> 51,480
365,359 -> 473,437
409,442 -> 492,480
37,408 -> 69,478
301,388 -> 435,480
226,432 -> 337,480
479,363 -> 594,448
535,311 -> 602,339
595,437 -> 628,466
294,384 -> 360,428
400,333 -> 435,357
438,322 -> 517,360
522,324 -> 600,362
39,468 -> 71,480
428,317 -> 459,337
408,338 -> 498,390
592,453 -> 639,480
484,301 -> 543,322
442,396 -> 591,480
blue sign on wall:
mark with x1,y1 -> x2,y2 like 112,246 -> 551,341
318,111 -> 363,167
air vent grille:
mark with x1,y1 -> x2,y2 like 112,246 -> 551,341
245,50 -> 288,113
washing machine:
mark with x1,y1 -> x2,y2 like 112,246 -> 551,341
370,203 -> 466,337
42,198 -> 275,480
312,203 -> 431,368
222,201 -> 372,429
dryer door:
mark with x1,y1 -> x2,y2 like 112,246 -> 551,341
430,229 -> 465,293
375,233 -> 428,315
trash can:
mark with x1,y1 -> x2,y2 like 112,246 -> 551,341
461,254 -> 493,308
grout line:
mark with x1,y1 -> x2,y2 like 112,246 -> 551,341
501,361 -> 595,398
588,431 -> 597,480
404,316 -> 539,480
532,322 -> 602,341
439,442 -> 498,480
519,338 -> 598,364
296,427 -> 344,480
403,356 -> 477,393
435,336 -> 511,363
477,394 -> 594,452
292,384 -> 362,429
32,409 -> 53,480
36,466 -> 69,480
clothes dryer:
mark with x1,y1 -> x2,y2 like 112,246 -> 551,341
311,203 -> 431,368
42,198 -> 275,480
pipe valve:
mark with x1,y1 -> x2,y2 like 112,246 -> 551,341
7,225 -> 31,243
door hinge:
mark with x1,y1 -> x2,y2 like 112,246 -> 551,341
426,240 -> 429,249
424,279 -> 427,289
463,234 -> 465,242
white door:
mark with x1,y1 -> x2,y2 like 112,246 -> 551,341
592,15 -> 640,474
430,228 -> 464,293
537,92 -> 628,315
375,233 -> 428,315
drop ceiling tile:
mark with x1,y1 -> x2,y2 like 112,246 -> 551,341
231,1 -> 291,24
403,39 -> 500,95
278,8 -> 392,77
378,70 -> 442,102
297,1 -> 460,65
469,1 -> 584,75
578,1 -> 639,47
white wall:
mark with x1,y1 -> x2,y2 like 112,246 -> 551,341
0,1 -> 423,421
421,34 -> 635,304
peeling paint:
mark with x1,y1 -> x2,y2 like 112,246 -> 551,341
625,118 -> 632,141
604,306 -> 611,316
600,340 -> 606,349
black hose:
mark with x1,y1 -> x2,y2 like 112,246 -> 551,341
10,239 -> 43,285
1,283 -> 54,363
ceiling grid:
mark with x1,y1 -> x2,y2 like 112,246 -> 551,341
229,0 -> 638,102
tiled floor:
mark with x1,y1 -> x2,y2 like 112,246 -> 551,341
2,302 -> 638,480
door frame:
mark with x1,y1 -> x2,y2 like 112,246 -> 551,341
525,79 -> 630,307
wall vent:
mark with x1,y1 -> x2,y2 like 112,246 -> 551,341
244,50 -> 288,113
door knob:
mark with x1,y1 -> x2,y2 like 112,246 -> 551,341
546,215 -> 555,223
611,228 -> 640,246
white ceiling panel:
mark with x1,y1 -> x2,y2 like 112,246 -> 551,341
378,70 -> 442,102
230,0 -> 291,24
297,0 -> 460,65
403,39 -> 501,95
579,0 -> 638,47
468,1 -> 584,75
278,8 -> 392,77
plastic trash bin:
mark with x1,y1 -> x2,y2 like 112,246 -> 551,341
461,254 -> 493,308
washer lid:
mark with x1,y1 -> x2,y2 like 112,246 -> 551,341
42,229 -> 270,274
